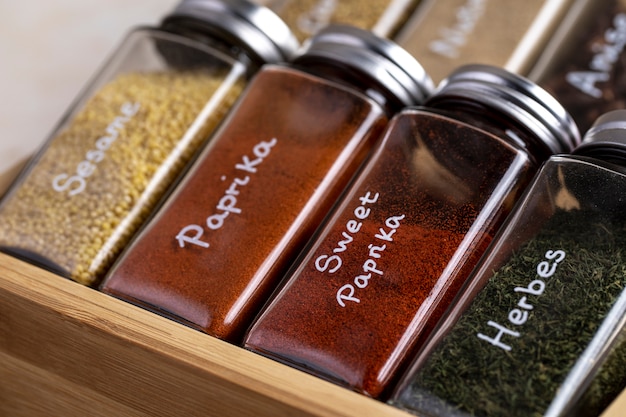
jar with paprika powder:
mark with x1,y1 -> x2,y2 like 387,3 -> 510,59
243,64 -> 580,399
390,110 -> 626,416
0,0 -> 298,287
100,25 -> 434,343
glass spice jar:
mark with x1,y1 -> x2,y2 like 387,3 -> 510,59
243,64 -> 580,399
253,0 -> 422,42
0,0 -> 298,286
394,0 -> 575,83
529,0 -> 626,133
389,109 -> 626,417
100,25 -> 434,343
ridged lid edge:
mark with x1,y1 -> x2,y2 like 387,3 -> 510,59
163,0 -> 299,63
574,110 -> 626,162
295,24 -> 434,106
427,64 -> 581,155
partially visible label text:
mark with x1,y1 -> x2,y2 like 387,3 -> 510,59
297,0 -> 338,36
566,13 -> 626,98
429,0 -> 487,59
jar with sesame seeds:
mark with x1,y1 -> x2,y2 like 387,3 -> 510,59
0,0 -> 298,286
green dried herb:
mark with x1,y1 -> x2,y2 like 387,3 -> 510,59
394,209 -> 626,416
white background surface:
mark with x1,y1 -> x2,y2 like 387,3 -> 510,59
0,0 -> 179,193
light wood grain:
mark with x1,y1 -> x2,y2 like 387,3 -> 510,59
0,351 -> 150,417
1,252 -> 624,416
0,253 -> 411,417
601,386 -> 626,417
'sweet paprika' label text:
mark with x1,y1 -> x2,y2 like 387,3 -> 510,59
312,190 -> 405,307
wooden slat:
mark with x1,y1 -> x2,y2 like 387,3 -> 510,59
0,351 -> 150,417
602,388 -> 626,417
0,253 -> 410,417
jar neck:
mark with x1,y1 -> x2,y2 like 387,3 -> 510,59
574,147 -> 626,167
292,58 -> 405,116
160,18 -> 259,75
426,98 -> 556,162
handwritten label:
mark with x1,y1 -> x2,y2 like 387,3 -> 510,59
429,0 -> 487,59
297,0 -> 338,36
477,249 -> 566,351
336,213 -> 405,307
316,190 -> 406,308
566,13 -> 626,98
176,138 -> 277,249
314,191 -> 379,274
52,102 -> 140,196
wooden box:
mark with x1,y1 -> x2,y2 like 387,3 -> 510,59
1,252 -> 625,416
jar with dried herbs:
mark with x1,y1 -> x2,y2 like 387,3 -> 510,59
390,110 -> 626,416
0,0 -> 298,286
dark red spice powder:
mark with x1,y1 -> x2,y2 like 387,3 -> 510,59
244,109 -> 535,399
100,65 -> 388,343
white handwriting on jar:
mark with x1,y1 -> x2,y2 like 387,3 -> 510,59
52,102 -> 140,196
175,138 -> 277,249
429,0 -> 487,59
336,214 -> 405,307
567,13 -> 626,98
297,0 -> 337,36
314,191 -> 380,274
476,249 -> 566,352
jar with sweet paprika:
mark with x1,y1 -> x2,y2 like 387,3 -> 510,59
100,25 -> 434,343
390,110 -> 626,416
243,64 -> 580,399
0,0 -> 298,286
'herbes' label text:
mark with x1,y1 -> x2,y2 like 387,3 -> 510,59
477,249 -> 566,351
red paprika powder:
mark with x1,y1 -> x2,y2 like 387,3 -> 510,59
243,65 -> 581,399
100,25 -> 433,343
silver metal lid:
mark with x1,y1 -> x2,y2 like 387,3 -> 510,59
163,0 -> 299,63
295,25 -> 434,106
428,64 -> 581,155
574,110 -> 626,162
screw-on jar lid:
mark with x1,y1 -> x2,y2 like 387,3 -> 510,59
294,25 -> 434,106
162,0 -> 299,63
427,65 -> 581,155
573,110 -> 626,162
